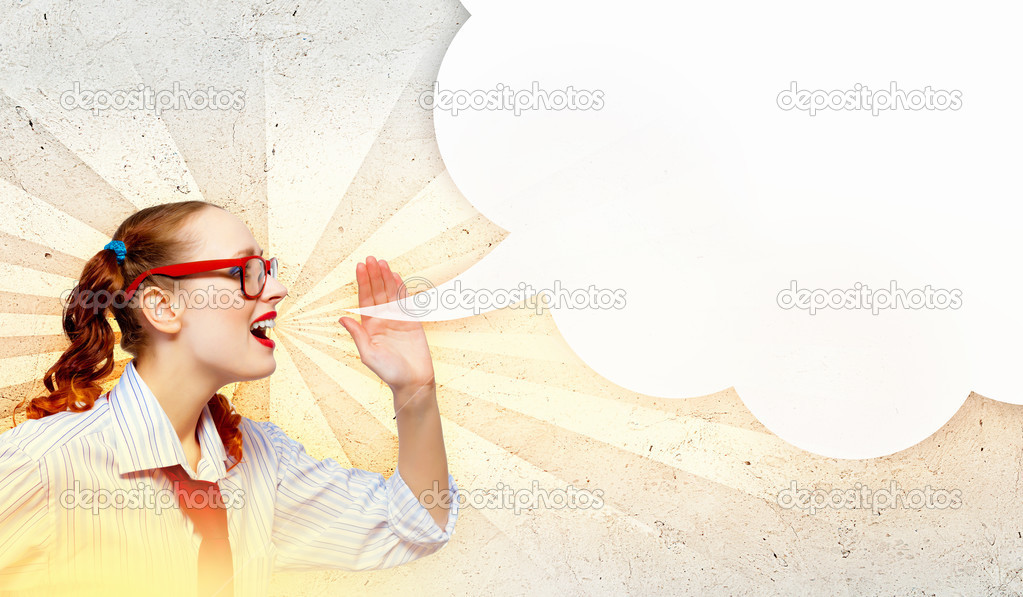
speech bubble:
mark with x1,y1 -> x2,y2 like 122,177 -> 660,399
347,0 -> 1023,458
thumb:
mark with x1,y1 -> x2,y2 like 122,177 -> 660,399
339,317 -> 371,352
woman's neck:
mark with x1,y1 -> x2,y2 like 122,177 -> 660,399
133,355 -> 220,469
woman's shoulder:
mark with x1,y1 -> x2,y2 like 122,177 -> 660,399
0,397 -> 113,462
237,416 -> 294,459
238,416 -> 284,440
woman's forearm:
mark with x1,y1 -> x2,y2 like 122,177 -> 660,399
393,381 -> 453,531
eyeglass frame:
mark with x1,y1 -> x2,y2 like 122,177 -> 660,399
122,256 -> 279,304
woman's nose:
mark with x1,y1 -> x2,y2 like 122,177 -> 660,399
263,272 -> 288,302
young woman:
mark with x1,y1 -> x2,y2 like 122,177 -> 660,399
0,200 -> 458,596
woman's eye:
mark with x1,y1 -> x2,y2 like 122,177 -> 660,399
229,267 -> 242,277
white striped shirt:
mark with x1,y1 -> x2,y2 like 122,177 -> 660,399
0,359 -> 459,596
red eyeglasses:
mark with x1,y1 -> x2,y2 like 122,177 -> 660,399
123,256 -> 279,303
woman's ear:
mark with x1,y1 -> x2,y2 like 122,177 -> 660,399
140,287 -> 181,333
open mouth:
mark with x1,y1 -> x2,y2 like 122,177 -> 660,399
249,316 -> 276,348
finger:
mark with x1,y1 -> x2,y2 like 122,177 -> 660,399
391,272 -> 410,304
365,256 -> 388,307
339,316 -> 372,354
355,261 -> 374,326
378,259 -> 398,302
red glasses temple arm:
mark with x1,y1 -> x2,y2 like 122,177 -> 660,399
122,258 -> 252,303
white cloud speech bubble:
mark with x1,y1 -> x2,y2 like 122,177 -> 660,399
348,0 -> 1023,458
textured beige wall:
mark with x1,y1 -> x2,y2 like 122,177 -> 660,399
1,0 -> 1021,595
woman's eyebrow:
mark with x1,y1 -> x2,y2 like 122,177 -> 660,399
232,247 -> 263,258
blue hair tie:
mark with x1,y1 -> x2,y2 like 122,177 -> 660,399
104,240 -> 126,264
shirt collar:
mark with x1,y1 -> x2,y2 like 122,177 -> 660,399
109,359 -> 230,482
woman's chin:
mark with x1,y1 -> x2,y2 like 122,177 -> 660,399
225,357 -> 277,385
249,359 -> 277,380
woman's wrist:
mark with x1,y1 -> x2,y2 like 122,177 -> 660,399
391,378 -> 438,419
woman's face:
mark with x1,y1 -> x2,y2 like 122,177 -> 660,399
151,206 -> 288,386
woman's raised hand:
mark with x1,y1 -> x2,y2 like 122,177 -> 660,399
338,256 -> 436,395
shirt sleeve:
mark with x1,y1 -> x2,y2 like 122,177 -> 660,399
0,441 -> 51,587
259,421 -> 459,572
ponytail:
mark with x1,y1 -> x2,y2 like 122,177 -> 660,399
14,248 -> 122,420
14,200 -> 245,473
